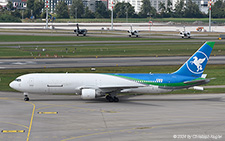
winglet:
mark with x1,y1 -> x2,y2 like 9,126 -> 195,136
206,42 -> 215,49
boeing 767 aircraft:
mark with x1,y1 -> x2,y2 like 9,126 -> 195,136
10,42 -> 214,102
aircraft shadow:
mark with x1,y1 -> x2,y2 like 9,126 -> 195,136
29,96 -> 222,102
28,95 -> 223,107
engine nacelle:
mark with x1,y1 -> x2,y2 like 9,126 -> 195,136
81,89 -> 97,99
193,86 -> 204,91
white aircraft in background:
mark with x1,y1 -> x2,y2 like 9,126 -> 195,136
9,42 -> 214,102
112,25 -> 140,38
180,26 -> 191,38
127,25 -> 139,37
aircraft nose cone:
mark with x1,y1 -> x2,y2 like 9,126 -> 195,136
9,81 -> 15,89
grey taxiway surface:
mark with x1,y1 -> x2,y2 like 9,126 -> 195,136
0,32 -> 220,40
0,56 -> 225,69
0,91 -> 225,141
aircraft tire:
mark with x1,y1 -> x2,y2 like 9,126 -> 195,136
108,97 -> 114,102
113,97 -> 119,102
106,95 -> 114,102
24,97 -> 29,101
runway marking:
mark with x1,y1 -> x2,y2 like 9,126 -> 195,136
25,102 -> 36,141
37,112 -> 58,114
0,121 -> 28,129
1,130 -> 25,133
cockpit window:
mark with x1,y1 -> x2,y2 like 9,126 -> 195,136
15,79 -> 21,82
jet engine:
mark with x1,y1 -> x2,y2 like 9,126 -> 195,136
81,89 -> 102,99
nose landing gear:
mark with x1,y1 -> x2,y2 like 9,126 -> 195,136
24,93 -> 30,101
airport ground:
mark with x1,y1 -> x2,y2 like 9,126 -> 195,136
0,25 -> 225,140
0,91 -> 225,141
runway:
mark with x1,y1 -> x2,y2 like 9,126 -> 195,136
0,22 -> 224,32
0,91 -> 224,141
0,31 -> 220,40
1,39 -> 225,46
0,56 -> 225,69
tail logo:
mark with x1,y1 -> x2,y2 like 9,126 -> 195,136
186,51 -> 209,74
191,56 -> 206,72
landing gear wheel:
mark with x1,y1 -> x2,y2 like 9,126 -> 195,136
24,97 -> 29,101
106,95 -> 113,102
106,95 -> 119,102
113,96 -> 119,102
24,93 -> 29,101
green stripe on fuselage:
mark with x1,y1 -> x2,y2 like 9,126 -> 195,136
107,74 -> 204,88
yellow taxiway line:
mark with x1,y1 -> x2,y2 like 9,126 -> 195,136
26,101 -> 36,141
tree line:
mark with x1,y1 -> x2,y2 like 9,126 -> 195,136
1,0 -> 225,22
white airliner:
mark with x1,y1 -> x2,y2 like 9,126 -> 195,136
127,25 -> 139,37
180,26 -> 191,38
9,42 -> 214,102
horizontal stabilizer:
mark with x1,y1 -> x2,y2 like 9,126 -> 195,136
184,79 -> 210,84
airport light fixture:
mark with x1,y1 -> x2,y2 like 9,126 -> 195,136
45,1 -> 48,28
111,0 -> 114,30
208,0 -> 212,32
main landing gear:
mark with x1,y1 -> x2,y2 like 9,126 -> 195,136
105,95 -> 119,102
24,93 -> 30,101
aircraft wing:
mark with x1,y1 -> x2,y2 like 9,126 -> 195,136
99,85 -> 142,89
78,85 -> 143,93
79,85 -> 142,90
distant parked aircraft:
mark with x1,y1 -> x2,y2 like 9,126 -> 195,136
74,24 -> 87,36
128,25 -> 139,37
180,26 -> 191,38
10,42 -> 214,102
